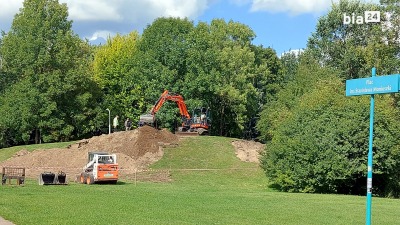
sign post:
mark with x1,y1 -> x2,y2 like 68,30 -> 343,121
346,68 -> 400,225
366,68 -> 375,225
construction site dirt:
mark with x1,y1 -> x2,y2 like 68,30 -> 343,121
0,126 -> 264,183
0,126 -> 178,182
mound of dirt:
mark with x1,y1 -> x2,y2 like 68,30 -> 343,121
0,126 -> 179,181
232,140 -> 264,163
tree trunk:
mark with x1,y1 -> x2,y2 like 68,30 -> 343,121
220,106 -> 224,136
35,128 -> 40,144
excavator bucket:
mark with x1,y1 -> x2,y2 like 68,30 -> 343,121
139,114 -> 154,126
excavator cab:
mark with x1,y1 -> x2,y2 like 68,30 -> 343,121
186,107 -> 210,135
191,107 -> 210,126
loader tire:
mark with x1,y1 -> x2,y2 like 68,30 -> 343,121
80,173 -> 87,184
87,174 -> 94,185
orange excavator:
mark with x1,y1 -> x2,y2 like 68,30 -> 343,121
139,90 -> 211,135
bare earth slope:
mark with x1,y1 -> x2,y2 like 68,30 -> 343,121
1,128 -> 262,182
232,140 -> 264,163
0,126 -> 178,180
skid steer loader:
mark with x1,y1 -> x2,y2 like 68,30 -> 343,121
79,152 -> 118,184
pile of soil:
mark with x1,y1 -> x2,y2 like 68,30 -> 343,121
232,140 -> 265,163
0,126 -> 178,181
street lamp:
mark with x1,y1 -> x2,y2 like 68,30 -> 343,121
106,108 -> 111,134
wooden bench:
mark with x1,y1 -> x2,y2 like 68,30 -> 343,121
1,167 -> 25,185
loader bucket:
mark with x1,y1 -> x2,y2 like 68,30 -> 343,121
57,172 -> 67,184
39,172 -> 56,185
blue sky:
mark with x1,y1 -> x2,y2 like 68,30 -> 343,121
197,1 -> 321,55
0,0 -> 379,55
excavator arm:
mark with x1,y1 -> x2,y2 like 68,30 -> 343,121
139,90 -> 191,126
150,90 -> 168,115
150,90 -> 191,119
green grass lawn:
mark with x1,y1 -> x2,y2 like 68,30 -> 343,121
1,136 -> 400,225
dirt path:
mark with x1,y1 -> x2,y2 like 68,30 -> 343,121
0,217 -> 15,225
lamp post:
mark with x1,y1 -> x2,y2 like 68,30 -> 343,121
106,108 -> 111,134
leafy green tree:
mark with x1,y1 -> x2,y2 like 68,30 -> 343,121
93,32 -> 144,126
0,0 -> 100,145
184,19 -> 264,136
257,0 -> 400,196
138,17 -> 194,94
261,74 -> 400,196
131,18 -> 194,130
1,0 -> 72,83
129,17 -> 277,137
280,51 -> 300,84
0,78 -> 40,145
307,0 -> 385,80
257,54 -> 330,142
251,45 -> 283,104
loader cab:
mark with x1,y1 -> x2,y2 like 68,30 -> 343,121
88,152 -> 115,164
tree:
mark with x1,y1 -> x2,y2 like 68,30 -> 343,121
184,19 -> 264,136
280,51 -> 300,84
0,0 -> 100,145
1,0 -> 72,83
0,78 -> 40,145
251,45 -> 283,104
257,54 -> 330,142
260,73 -> 400,196
123,17 -> 278,137
131,18 -> 195,130
257,53 -> 400,196
93,32 -> 144,126
307,0 -> 387,80
138,17 -> 194,94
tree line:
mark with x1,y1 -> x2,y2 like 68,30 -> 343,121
0,0 -> 283,145
259,0 -> 400,197
1,0 -> 400,197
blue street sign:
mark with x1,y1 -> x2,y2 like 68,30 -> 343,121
346,68 -> 400,225
346,74 -> 400,96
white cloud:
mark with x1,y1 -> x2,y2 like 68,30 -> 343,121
61,0 -> 211,40
250,0 -> 381,15
250,0 -> 333,15
0,0 -> 211,42
0,0 -> 210,23
59,0 -> 210,22
61,0 -> 123,22
149,0 -> 209,18
0,0 -> 23,21
89,30 -> 116,41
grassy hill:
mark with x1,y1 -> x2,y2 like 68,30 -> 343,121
0,136 -> 399,225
